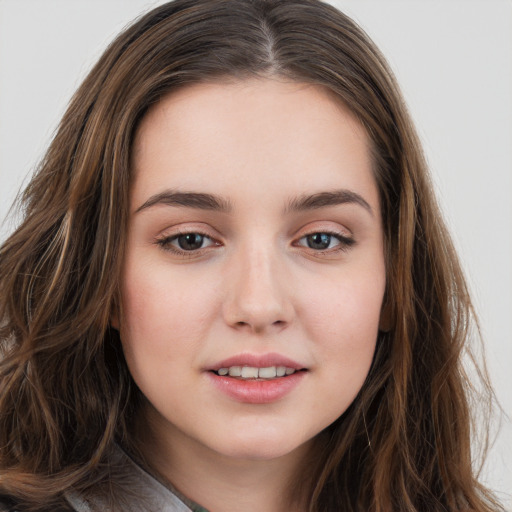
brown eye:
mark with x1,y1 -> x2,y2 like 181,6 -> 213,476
176,233 -> 206,251
157,232 -> 218,254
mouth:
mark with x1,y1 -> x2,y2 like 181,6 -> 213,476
206,353 -> 308,403
206,353 -> 308,380
211,365 -> 306,380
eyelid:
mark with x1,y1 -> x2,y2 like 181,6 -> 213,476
295,231 -> 354,251
291,221 -> 356,254
154,226 -> 222,256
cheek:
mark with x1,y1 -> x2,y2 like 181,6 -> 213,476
298,265 -> 385,405
301,267 -> 384,343
118,260 -> 220,362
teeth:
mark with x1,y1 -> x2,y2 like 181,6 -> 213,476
241,366 -> 259,378
217,366 -> 297,379
258,366 -> 277,378
228,366 -> 242,377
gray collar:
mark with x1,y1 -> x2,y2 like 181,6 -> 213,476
65,445 -> 206,512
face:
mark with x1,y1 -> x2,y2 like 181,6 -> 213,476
117,79 -> 386,465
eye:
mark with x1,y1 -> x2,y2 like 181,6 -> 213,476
174,233 -> 210,251
157,232 -> 218,253
296,232 -> 354,252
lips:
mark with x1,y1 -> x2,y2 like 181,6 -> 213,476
216,365 -> 297,379
205,352 -> 308,404
206,352 -> 306,373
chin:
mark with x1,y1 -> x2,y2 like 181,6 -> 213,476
211,429 -> 312,462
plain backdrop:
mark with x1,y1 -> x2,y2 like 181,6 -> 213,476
0,0 -> 511,507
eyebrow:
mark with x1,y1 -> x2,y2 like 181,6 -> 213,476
135,190 -> 233,213
285,189 -> 373,216
135,188 -> 373,216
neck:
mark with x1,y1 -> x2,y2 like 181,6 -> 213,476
134,407 -> 312,512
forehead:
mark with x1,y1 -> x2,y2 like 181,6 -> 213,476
133,78 -> 368,158
130,78 -> 376,210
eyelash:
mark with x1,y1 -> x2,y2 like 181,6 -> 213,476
155,230 -> 219,256
294,231 -> 355,254
155,230 -> 355,257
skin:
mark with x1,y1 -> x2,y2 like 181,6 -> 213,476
116,78 -> 386,512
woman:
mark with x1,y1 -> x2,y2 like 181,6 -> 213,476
0,0 -> 503,510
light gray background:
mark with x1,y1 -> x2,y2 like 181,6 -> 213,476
0,0 -> 510,506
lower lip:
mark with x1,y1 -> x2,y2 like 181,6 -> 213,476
207,371 -> 306,404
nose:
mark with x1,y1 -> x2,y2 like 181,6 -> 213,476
222,244 -> 294,334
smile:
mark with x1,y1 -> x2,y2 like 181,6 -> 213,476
214,366 -> 298,379
206,354 -> 308,404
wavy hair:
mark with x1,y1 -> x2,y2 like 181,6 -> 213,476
0,0 -> 502,510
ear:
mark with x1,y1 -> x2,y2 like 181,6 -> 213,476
110,314 -> 119,331
109,298 -> 120,331
378,298 -> 393,332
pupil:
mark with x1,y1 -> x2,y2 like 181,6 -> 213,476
178,233 -> 203,250
307,233 -> 331,250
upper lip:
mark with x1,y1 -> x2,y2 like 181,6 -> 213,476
205,352 -> 306,372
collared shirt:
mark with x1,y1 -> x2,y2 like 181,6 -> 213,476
65,446 -> 209,512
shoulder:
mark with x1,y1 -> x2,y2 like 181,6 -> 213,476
0,496 -> 77,512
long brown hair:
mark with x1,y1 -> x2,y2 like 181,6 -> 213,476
0,0 -> 503,510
